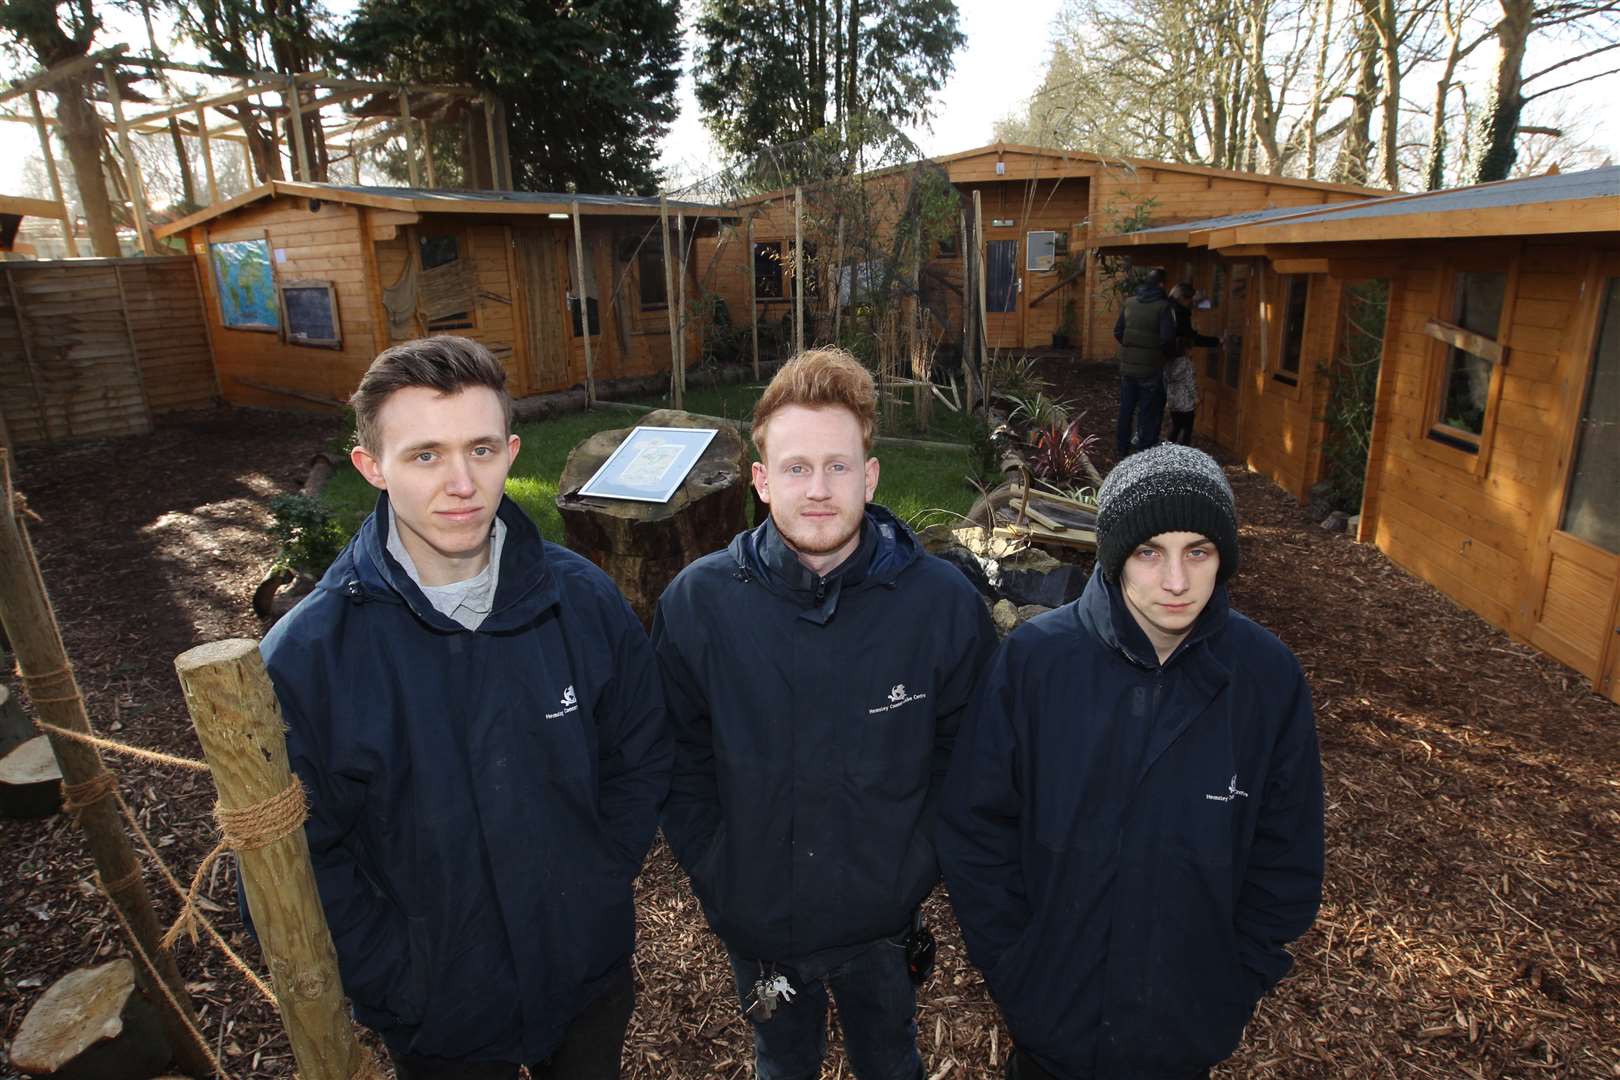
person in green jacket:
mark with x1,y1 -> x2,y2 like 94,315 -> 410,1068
1111,268 -> 1179,457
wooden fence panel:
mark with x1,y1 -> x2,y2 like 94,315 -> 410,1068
0,256 -> 217,446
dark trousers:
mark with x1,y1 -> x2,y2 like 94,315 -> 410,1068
1168,409 -> 1196,445
728,939 -> 923,1080
1117,374 -> 1167,457
389,967 -> 635,1080
1003,1047 -> 1210,1080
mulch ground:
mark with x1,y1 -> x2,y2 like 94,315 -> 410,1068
3,377 -> 1618,1080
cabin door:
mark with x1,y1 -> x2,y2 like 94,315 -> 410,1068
984,238 -> 1020,350
513,227 -> 572,393
1203,262 -> 1251,452
1527,256 -> 1620,704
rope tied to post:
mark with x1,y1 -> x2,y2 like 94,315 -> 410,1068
61,770 -> 118,816
19,660 -> 82,705
163,778 -> 309,950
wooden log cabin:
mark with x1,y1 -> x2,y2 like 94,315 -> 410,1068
697,142 -> 1380,362
1112,167 -> 1620,703
155,182 -> 736,411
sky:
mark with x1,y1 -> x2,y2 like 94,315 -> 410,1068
1,0 -> 1616,209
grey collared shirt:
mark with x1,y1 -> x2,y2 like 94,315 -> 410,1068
386,504 -> 506,630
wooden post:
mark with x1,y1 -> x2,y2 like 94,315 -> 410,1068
102,63 -> 156,255
0,454 -> 212,1076
973,189 -> 989,412
5,267 -> 57,444
399,89 -> 421,188
240,133 -> 254,181
659,197 -> 682,409
174,640 -> 376,1080
422,118 -> 437,188
676,211 -> 688,401
793,185 -> 805,355
830,211 -> 845,344
286,78 -> 310,182
745,216 -> 760,380
28,91 -> 78,257
112,266 -> 155,435
196,107 -> 219,205
482,93 -> 504,190
960,210 -> 971,407
571,200 -> 595,407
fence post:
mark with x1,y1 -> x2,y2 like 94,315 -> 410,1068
0,451 -> 213,1077
174,639 -> 376,1080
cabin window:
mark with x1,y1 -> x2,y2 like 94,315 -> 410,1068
754,241 -> 785,300
568,234 -> 601,337
1560,277 -> 1620,553
937,233 -> 958,258
417,231 -> 474,330
1274,274 -> 1309,384
638,235 -> 667,308
1026,231 -> 1058,272
1423,269 -> 1508,450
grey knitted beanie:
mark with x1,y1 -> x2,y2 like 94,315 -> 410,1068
1096,444 -> 1239,583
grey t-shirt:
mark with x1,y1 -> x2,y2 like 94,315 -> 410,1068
386,505 -> 506,630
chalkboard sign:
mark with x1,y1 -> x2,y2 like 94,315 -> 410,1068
279,281 -> 342,348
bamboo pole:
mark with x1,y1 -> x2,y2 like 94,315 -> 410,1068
174,640 -> 376,1080
102,63 -> 156,255
286,78 -> 310,182
571,200 -> 595,407
830,211 -> 845,344
960,210 -> 971,411
0,454 -> 212,1076
659,197 -> 682,409
973,189 -> 989,412
676,211 -> 688,402
27,91 -> 77,257
196,107 -> 219,205
399,89 -> 421,188
746,216 -> 760,380
793,185 -> 805,355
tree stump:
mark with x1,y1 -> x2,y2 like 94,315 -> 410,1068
557,409 -> 748,626
1,680 -> 35,756
0,734 -> 63,819
9,959 -> 172,1080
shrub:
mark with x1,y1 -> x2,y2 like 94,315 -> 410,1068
269,493 -> 346,578
1027,416 -> 1102,486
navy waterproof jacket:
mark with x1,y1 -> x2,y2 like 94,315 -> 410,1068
258,494 -> 671,1063
653,507 -> 997,964
938,569 -> 1323,1079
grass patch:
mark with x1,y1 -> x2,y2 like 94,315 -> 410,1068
322,382 -> 980,551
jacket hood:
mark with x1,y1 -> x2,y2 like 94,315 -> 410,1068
1133,283 -> 1169,303
726,503 -> 921,625
318,493 -> 561,633
1075,562 -> 1230,669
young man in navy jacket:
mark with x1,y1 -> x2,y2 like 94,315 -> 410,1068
257,336 -> 671,1080
938,444 -> 1323,1080
654,349 -> 997,1080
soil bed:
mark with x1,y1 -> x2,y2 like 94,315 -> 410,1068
3,387 -> 1617,1079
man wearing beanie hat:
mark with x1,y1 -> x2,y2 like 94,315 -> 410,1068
938,444 -> 1324,1079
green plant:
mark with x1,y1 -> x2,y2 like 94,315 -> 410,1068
329,406 -> 359,457
1058,298 -> 1079,339
1318,278 -> 1389,512
269,493 -> 347,578
1006,391 -> 1073,430
984,353 -> 1051,402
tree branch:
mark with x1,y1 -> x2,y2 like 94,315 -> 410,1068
1522,39 -> 1620,83
1523,64 -> 1620,100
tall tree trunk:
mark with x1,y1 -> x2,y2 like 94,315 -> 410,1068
1471,0 -> 1532,182
1425,7 -> 1466,190
1377,0 -> 1401,188
1335,3 -> 1381,184
52,82 -> 121,256
1247,0 -> 1282,174
1305,0 -> 1335,179
844,0 -> 860,123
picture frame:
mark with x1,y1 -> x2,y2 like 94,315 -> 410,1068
278,280 -> 343,348
577,426 -> 719,504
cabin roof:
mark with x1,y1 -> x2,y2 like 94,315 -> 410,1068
1092,200 -> 1383,250
155,180 -> 738,239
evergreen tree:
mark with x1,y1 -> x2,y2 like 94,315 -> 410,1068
342,0 -> 681,193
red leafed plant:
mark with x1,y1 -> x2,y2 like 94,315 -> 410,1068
1026,416 -> 1103,487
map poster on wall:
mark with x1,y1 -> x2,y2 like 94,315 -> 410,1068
209,238 -> 279,332
578,426 -> 719,503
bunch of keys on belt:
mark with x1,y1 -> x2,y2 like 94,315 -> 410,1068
746,966 -> 796,1021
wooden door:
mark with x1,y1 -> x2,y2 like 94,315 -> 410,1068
984,238 -> 1020,350
514,228 -> 571,393
1527,255 -> 1620,703
1203,262 -> 1251,452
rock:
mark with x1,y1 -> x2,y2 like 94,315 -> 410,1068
993,547 -> 1087,608
1,682 -> 35,758
1347,513 -> 1362,536
1016,604 -> 1053,623
935,545 -> 994,598
1320,510 -> 1349,532
991,599 -> 1020,635
0,736 -> 63,819
10,959 -> 172,1080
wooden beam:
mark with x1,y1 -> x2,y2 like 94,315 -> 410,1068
676,211 -> 688,400
422,118 -> 437,188
123,79 -> 284,131
793,185 -> 804,354
196,107 -> 219,204
0,46 -> 126,105
111,265 -> 155,435
572,201 -> 595,406
1270,257 -> 1331,275
399,89 -> 421,188
102,62 -> 155,256
660,196 -> 681,409
746,216 -> 760,380
285,79 -> 310,182
1423,318 -> 1505,364
483,92 -> 501,191
26,92 -> 76,256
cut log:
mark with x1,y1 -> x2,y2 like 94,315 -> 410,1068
10,959 -> 172,1080
1,680 -> 35,757
0,734 -> 63,819
300,452 -> 335,499
557,409 -> 748,626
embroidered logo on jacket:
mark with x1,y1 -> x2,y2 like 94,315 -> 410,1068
1205,774 -> 1249,803
545,685 -> 581,720
869,683 -> 928,714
